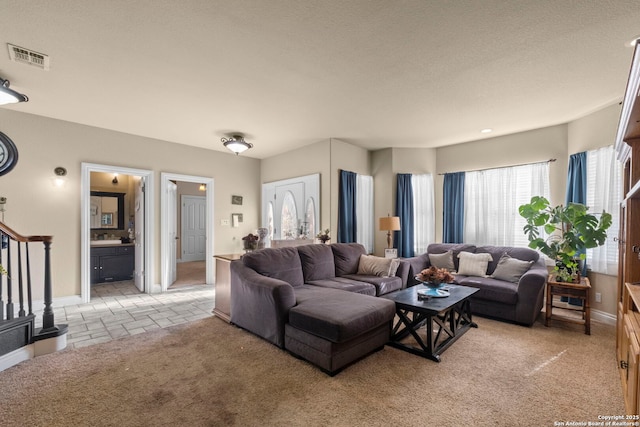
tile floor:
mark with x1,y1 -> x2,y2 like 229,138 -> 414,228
35,281 -> 214,350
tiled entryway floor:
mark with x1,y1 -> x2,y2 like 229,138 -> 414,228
36,282 -> 214,350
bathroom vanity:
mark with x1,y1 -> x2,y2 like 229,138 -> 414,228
90,243 -> 135,284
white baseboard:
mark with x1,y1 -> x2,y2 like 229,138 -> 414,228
592,308 -> 616,326
0,345 -> 34,372
0,333 -> 68,372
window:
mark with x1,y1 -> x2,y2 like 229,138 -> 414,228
412,174 -> 435,254
586,145 -> 621,275
305,198 -> 316,239
267,202 -> 274,240
356,175 -> 374,253
464,162 -> 550,246
280,191 -> 297,239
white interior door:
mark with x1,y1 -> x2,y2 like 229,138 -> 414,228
168,181 -> 178,284
134,177 -> 145,292
181,195 -> 206,262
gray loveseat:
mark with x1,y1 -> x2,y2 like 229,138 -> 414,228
230,243 -> 410,375
404,243 -> 548,326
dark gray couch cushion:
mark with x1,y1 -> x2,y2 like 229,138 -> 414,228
242,247 -> 305,287
427,243 -> 476,271
298,244 -> 336,282
475,245 -> 539,275
290,286 -> 395,343
306,277 -> 376,296
331,243 -> 367,276
457,276 -> 518,305
341,274 -> 403,296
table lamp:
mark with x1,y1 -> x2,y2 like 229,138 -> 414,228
379,215 -> 401,249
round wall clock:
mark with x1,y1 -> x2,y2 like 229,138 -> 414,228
0,131 -> 19,176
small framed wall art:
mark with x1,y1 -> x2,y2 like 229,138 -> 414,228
231,195 -> 243,205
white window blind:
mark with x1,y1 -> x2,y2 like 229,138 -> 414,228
412,174 -> 435,254
464,162 -> 550,246
585,145 -> 621,275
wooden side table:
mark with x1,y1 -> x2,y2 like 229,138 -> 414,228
213,254 -> 243,322
545,275 -> 591,335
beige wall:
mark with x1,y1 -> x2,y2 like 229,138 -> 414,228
0,109 -> 260,299
0,102 -> 623,317
329,139 -> 370,238
261,139 -> 331,232
435,125 -> 569,241
567,102 -> 622,318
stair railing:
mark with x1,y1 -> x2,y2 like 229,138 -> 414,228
0,221 -> 66,340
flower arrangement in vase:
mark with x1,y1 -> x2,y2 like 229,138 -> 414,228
316,229 -> 330,244
416,266 -> 454,288
242,233 -> 259,251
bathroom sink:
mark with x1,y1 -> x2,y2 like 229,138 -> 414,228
91,239 -> 122,246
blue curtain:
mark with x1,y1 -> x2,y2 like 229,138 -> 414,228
338,169 -> 358,243
395,174 -> 414,257
564,152 -> 587,304
443,172 -> 465,243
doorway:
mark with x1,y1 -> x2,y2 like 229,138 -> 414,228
160,173 -> 214,292
81,163 -> 155,304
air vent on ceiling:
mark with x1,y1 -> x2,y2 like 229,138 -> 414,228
7,43 -> 50,70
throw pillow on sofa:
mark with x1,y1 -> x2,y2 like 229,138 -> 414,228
428,250 -> 455,271
357,255 -> 400,277
491,254 -> 534,283
457,252 -> 493,276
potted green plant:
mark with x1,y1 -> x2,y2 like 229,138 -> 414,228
518,196 -> 612,283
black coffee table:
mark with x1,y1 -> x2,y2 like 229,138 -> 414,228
381,283 -> 479,362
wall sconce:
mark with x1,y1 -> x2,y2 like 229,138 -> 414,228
112,173 -> 119,184
221,135 -> 253,155
0,77 -> 28,106
379,215 -> 401,249
199,183 -> 206,191
53,167 -> 67,187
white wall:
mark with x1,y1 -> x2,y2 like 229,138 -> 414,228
0,109 -> 261,298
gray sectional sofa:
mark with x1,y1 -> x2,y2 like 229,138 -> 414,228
404,243 -> 548,326
230,243 -> 409,375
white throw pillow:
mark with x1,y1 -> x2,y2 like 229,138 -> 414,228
491,254 -> 534,283
357,255 -> 392,277
388,258 -> 401,277
457,252 -> 493,277
428,250 -> 455,271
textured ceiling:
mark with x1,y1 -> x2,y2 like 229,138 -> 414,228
1,0 -> 639,159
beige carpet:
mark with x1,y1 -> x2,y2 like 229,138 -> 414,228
0,315 -> 623,426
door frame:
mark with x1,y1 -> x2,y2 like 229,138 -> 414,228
81,163 -> 155,304
160,173 -> 214,291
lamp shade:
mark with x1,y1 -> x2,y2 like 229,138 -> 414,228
379,216 -> 401,231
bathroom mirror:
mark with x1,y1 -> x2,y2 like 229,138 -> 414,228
90,191 -> 125,230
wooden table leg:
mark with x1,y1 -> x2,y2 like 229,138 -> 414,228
545,283 -> 551,327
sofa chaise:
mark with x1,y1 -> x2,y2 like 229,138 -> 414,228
230,243 -> 409,375
404,243 -> 548,326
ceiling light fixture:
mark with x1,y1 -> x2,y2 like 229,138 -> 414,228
0,77 -> 28,106
480,128 -> 493,134
221,135 -> 253,155
199,183 -> 206,191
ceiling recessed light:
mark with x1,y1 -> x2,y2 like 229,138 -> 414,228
480,128 -> 493,133
627,36 -> 640,47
